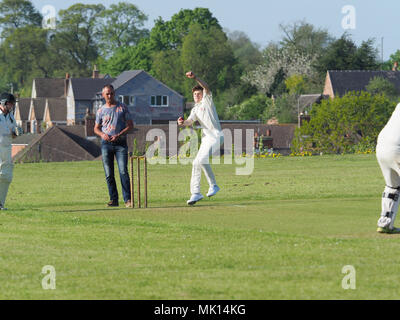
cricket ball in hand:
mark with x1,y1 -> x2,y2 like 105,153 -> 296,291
178,117 -> 184,121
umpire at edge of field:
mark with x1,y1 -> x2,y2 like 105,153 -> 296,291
0,93 -> 22,210
94,84 -> 133,208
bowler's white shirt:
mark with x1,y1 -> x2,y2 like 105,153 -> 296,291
378,103 -> 400,147
188,92 -> 222,138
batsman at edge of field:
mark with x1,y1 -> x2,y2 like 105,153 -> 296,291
0,93 -> 21,210
177,71 -> 224,206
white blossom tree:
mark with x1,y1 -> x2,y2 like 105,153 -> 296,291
242,44 -> 318,94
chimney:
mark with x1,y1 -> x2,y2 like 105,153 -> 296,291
84,108 -> 96,137
64,73 -> 70,97
92,65 -> 99,79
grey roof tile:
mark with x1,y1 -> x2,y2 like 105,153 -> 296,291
15,98 -> 31,120
46,98 -> 67,121
31,98 -> 46,120
12,133 -> 41,145
298,94 -> 328,111
328,70 -> 400,96
70,78 -> 115,100
111,70 -> 142,90
34,78 -> 65,98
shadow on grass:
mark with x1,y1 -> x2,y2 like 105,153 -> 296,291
12,197 -> 369,214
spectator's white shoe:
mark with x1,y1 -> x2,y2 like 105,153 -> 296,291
0,204 -> 8,210
207,185 -> 220,198
187,193 -> 204,206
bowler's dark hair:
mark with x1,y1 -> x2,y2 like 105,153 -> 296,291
192,85 -> 203,93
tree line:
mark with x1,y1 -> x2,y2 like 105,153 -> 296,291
1,0 -> 399,124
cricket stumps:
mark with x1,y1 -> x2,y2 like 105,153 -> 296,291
129,153 -> 148,208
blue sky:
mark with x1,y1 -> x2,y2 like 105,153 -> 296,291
32,0 -> 398,60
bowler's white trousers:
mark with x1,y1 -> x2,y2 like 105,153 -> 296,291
191,134 -> 224,195
376,142 -> 400,188
376,137 -> 400,228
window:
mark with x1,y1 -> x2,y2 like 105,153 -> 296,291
150,95 -> 169,107
162,96 -> 168,106
119,95 -> 136,106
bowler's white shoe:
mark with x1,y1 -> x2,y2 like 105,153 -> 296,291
207,185 -> 220,198
187,193 -> 204,206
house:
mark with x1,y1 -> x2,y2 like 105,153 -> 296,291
32,69 -> 114,126
30,68 -> 184,127
14,98 -> 31,133
298,94 -> 327,112
43,98 -> 68,129
297,94 -> 329,126
31,78 -> 65,98
28,98 -> 46,133
11,133 -> 41,158
29,77 -> 67,132
323,70 -> 400,98
13,123 -> 102,163
67,76 -> 115,125
93,70 -> 185,125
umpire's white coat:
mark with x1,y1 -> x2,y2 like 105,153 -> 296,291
0,110 -> 16,207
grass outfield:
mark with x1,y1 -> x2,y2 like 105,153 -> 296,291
0,154 -> 397,299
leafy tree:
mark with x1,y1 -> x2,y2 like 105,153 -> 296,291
214,82 -> 258,119
366,76 -> 399,98
181,23 -> 237,98
381,50 -> 400,71
149,8 -> 222,51
99,39 -> 153,76
292,91 -> 395,154
151,50 -> 184,95
285,74 -> 306,95
98,2 -> 149,57
225,94 -> 273,120
100,7 -> 224,82
279,20 -> 333,57
227,30 -> 263,72
51,3 -> 105,76
353,39 -> 379,70
315,34 -> 356,73
242,44 -> 318,95
1,26 -> 53,92
263,93 -> 298,123
0,0 -> 42,37
316,34 -> 379,75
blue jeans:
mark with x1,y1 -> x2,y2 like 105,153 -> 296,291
101,140 -> 131,203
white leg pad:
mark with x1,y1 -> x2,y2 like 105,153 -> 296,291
378,186 -> 400,228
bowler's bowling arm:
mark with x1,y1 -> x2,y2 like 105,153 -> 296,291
193,76 -> 210,96
181,119 -> 194,127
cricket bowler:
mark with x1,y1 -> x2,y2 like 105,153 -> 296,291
178,71 -> 224,205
